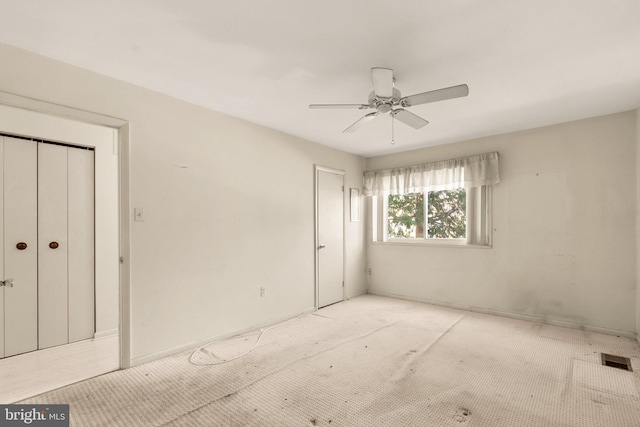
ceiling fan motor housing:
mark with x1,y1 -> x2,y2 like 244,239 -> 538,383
368,88 -> 401,113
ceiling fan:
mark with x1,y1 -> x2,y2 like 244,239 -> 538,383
309,67 -> 469,142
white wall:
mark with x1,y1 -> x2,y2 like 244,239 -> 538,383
367,111 -> 638,336
0,43 -> 367,365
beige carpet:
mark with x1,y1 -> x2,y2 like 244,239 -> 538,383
21,295 -> 640,426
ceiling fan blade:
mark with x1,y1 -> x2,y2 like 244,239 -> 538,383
309,104 -> 370,109
371,67 -> 394,98
343,112 -> 378,133
401,84 -> 469,107
392,109 -> 429,129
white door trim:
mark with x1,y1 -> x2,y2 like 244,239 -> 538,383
0,92 -> 131,372
314,165 -> 346,310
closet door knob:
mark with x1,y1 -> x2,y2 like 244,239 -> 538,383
49,241 -> 59,249
16,242 -> 27,250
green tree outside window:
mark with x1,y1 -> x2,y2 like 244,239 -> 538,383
388,189 -> 466,239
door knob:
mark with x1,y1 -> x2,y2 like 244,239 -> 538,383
49,241 -> 59,249
16,242 -> 27,250
1,279 -> 14,287
318,244 -> 326,250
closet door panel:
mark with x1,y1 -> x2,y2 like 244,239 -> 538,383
68,148 -> 95,343
38,143 -> 69,349
4,137 -> 38,357
0,138 -> 4,358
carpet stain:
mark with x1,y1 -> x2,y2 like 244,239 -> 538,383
454,406 -> 471,422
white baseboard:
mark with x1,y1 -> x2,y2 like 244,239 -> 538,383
129,307 -> 316,367
345,289 -> 367,301
94,328 -> 119,340
368,290 -> 636,340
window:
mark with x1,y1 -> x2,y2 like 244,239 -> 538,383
387,192 -> 426,239
425,188 -> 467,239
364,152 -> 499,247
387,188 -> 467,240
374,186 -> 490,245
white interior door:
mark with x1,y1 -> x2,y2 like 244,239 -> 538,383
38,143 -> 69,349
0,139 -> 95,354
39,143 -> 95,349
0,103 -> 118,401
67,147 -> 95,343
0,138 -> 4,358
3,137 -> 38,357
316,168 -> 344,308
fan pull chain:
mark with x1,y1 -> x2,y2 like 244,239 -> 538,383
391,111 -> 395,145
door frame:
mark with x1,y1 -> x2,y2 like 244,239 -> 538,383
0,91 -> 131,370
314,165 -> 346,310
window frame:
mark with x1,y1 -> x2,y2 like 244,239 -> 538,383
372,185 -> 492,248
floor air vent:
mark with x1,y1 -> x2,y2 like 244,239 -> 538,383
601,353 -> 633,372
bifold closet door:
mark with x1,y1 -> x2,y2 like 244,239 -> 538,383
38,143 -> 95,349
67,148 -> 95,343
0,138 -> 3,358
2,137 -> 38,357
38,143 -> 69,349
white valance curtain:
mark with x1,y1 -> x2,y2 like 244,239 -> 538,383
363,151 -> 499,196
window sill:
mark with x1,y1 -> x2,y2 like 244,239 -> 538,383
371,240 -> 492,249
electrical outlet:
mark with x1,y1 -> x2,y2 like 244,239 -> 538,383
134,208 -> 144,222
260,286 -> 266,297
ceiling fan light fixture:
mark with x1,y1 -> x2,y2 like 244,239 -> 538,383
309,67 -> 468,142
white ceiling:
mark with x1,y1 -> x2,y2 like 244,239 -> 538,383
1,1 -> 639,157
